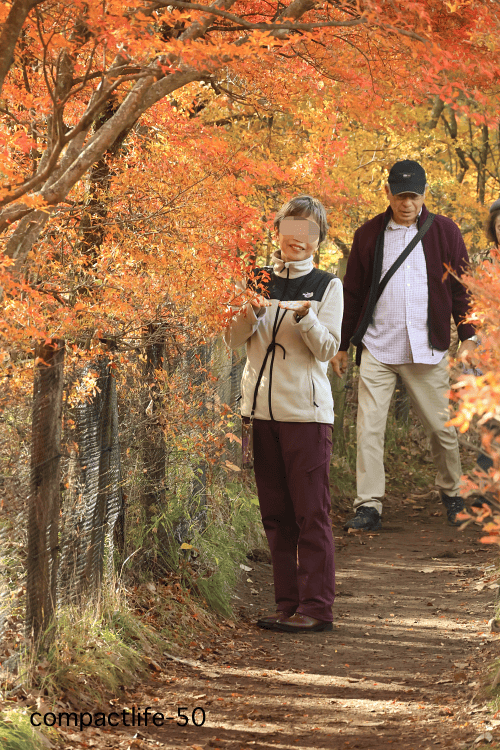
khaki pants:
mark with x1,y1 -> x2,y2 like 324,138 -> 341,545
354,348 -> 462,515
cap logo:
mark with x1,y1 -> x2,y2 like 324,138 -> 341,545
402,173 -> 411,178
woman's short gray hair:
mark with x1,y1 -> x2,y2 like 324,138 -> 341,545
274,194 -> 328,245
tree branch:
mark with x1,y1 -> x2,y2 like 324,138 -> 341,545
426,96 -> 445,130
162,0 -> 365,31
0,0 -> 45,97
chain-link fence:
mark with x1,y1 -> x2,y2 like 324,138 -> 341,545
0,333 -> 246,650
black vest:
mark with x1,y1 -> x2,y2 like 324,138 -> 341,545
249,266 -> 335,303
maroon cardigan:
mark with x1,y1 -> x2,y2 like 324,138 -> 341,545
340,204 -> 475,353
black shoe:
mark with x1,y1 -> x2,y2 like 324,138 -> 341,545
441,493 -> 465,526
344,506 -> 382,531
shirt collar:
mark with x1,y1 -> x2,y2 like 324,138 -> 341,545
387,209 -> 423,231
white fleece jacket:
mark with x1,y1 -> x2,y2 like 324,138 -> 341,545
225,253 -> 343,423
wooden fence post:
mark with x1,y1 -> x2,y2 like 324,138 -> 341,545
26,339 -> 65,644
141,323 -> 170,565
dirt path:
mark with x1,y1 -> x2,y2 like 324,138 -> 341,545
72,491 -> 500,750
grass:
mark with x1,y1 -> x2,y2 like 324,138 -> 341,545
20,583 -> 162,708
0,708 -> 53,750
124,469 -> 263,615
7,476 -> 263,710
178,480 -> 262,616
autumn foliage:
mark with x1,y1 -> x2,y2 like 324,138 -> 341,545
1,1 -> 500,510
1,1 -> 500,352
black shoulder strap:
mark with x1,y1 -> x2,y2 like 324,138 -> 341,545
375,212 -> 435,303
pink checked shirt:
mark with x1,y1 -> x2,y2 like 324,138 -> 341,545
362,217 -> 446,365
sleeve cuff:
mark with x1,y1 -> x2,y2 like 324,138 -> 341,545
293,309 -> 318,331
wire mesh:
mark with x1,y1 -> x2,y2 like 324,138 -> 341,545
58,356 -> 123,603
0,333 -> 245,654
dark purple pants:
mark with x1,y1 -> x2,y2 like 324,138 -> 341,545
252,419 -> 335,622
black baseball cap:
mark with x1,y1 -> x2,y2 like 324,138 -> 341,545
388,160 -> 427,195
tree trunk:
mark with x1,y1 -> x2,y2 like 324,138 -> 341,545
0,0 -> 44,97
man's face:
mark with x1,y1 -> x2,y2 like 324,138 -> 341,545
278,216 -> 320,262
385,184 -> 426,227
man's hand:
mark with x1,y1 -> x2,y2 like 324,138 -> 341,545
456,339 -> 478,366
331,351 -> 348,378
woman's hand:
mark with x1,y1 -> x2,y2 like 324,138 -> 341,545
228,282 -> 271,309
278,300 -> 311,317
250,294 -> 272,309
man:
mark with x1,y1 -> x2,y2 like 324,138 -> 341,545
331,160 -> 477,531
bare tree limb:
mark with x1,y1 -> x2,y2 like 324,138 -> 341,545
160,0 -> 365,31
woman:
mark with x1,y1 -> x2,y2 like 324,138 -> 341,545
225,195 -> 343,633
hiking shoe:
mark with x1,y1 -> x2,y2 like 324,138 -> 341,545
343,506 -> 382,531
441,493 -> 465,526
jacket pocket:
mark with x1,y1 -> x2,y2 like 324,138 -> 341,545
311,376 -> 319,407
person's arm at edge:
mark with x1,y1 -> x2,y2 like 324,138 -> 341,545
448,220 -> 477,360
331,227 -> 369,376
